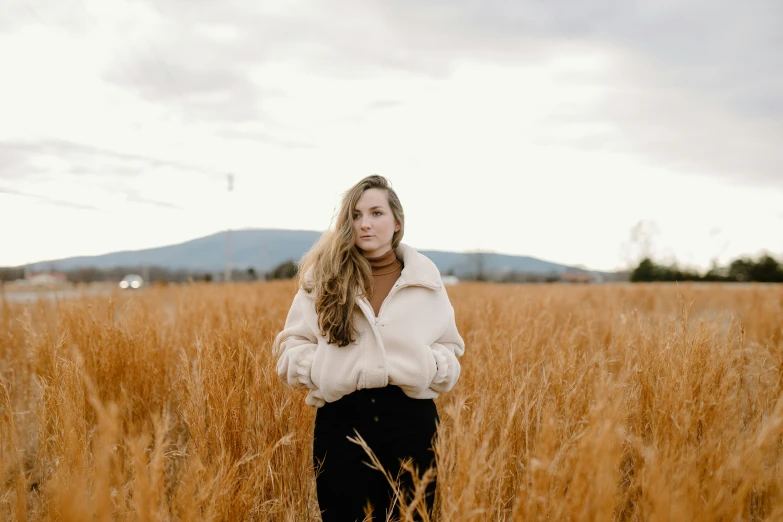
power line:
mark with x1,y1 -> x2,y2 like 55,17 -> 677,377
71,0 -> 228,179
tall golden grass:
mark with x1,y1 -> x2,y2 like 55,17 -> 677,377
1,281 -> 782,521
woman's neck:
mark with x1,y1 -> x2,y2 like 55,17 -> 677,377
366,248 -> 399,275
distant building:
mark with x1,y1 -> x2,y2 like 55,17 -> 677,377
25,272 -> 68,286
441,275 -> 460,285
559,271 -> 603,284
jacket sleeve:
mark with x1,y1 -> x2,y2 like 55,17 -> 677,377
273,289 -> 318,391
429,296 -> 465,393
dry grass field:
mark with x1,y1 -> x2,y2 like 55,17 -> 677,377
1,281 -> 782,521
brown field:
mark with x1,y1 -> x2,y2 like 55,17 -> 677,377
1,282 -> 783,521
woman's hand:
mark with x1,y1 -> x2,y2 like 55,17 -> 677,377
295,350 -> 317,390
431,349 -> 449,386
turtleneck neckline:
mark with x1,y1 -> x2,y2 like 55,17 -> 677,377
366,248 -> 401,276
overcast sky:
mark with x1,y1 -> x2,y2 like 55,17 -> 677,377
1,0 -> 781,271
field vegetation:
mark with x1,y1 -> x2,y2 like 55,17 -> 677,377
1,282 -> 782,521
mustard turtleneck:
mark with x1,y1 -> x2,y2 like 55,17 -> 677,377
366,248 -> 403,316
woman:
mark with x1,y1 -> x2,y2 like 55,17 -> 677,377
273,175 -> 465,521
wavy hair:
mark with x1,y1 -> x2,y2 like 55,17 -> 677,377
296,175 -> 405,347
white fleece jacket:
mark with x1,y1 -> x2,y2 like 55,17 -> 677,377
273,243 -> 465,408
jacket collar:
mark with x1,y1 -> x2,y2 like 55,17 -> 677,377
395,243 -> 442,289
300,242 -> 442,290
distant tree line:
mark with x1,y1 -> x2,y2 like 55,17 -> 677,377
0,267 -> 24,282
0,259 -> 564,284
631,254 -> 783,283
0,262 -> 298,284
5,253 -> 781,285
0,260 -> 606,284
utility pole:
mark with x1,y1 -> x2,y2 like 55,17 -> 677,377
258,237 -> 268,281
140,247 -> 150,283
224,173 -> 234,283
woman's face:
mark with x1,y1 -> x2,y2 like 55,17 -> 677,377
353,188 -> 400,258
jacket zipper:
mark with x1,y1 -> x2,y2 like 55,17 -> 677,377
375,281 -> 404,324
379,279 -> 439,321
356,279 -> 441,387
360,279 -> 441,327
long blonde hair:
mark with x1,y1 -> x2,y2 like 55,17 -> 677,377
297,175 -> 405,347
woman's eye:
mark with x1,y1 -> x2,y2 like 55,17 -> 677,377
374,211 -> 382,216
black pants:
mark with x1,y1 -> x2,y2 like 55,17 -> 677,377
313,385 -> 439,522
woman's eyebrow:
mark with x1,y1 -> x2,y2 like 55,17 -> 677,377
353,206 -> 384,212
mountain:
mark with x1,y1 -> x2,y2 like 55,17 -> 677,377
24,228 -> 606,276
